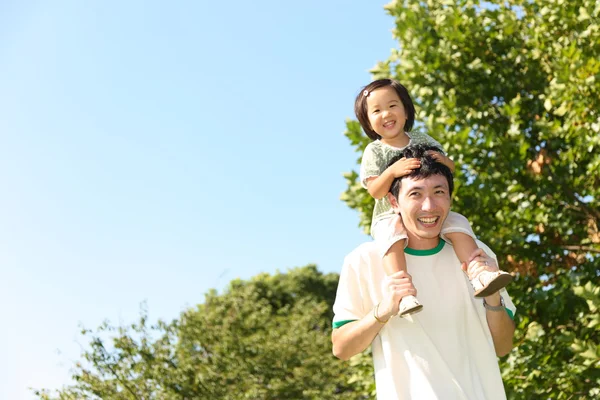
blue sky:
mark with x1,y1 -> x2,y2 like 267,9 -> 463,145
0,1 -> 397,398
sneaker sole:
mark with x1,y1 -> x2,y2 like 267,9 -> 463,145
474,274 -> 513,298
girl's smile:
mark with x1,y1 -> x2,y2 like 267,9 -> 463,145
366,86 -> 409,147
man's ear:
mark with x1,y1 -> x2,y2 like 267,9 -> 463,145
387,192 -> 400,212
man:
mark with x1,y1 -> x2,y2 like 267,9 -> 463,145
331,145 -> 516,399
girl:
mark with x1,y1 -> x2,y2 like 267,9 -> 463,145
355,78 -> 512,316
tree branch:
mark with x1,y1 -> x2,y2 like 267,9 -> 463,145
560,245 -> 600,254
96,340 -> 142,400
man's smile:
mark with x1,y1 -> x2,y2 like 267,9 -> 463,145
417,216 -> 440,227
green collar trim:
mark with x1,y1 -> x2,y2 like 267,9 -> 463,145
405,240 -> 446,256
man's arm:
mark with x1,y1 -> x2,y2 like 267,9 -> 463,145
332,270 -> 416,360
332,311 -> 387,361
464,249 -> 516,357
484,292 -> 515,356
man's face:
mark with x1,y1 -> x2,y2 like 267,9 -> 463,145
388,174 -> 451,246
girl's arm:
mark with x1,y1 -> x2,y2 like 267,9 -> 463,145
427,151 -> 455,172
365,168 -> 396,200
365,157 -> 421,199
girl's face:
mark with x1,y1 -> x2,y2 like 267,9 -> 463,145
366,86 -> 407,142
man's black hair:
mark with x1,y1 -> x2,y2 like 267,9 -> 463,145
387,144 -> 454,199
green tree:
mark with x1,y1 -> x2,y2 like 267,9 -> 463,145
341,0 -> 599,398
34,266 -> 368,400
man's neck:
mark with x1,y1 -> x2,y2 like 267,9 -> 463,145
406,234 -> 441,250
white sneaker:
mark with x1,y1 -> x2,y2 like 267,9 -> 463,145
398,295 -> 423,316
471,270 -> 513,298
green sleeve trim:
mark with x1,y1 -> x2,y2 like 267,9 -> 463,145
505,308 -> 514,320
332,319 -> 357,329
333,310 -> 512,328
405,239 -> 446,256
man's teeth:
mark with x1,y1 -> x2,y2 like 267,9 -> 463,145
418,217 -> 438,224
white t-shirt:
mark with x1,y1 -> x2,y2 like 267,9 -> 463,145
332,240 -> 516,400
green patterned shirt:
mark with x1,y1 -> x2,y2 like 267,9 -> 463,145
360,132 -> 444,228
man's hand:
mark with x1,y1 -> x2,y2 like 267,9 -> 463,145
461,248 -> 499,279
331,270 -> 418,360
426,150 -> 455,172
388,157 -> 421,178
378,270 -> 418,320
462,248 -> 503,304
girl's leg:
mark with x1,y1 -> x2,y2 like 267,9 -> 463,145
383,240 -> 423,316
382,239 -> 408,275
446,231 -> 512,297
374,216 -> 422,316
444,232 -> 478,265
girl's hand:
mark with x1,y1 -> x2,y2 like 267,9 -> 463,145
427,151 -> 455,172
388,157 -> 421,178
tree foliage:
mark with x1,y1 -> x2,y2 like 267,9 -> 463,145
341,0 -> 600,398
34,266 -> 368,400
